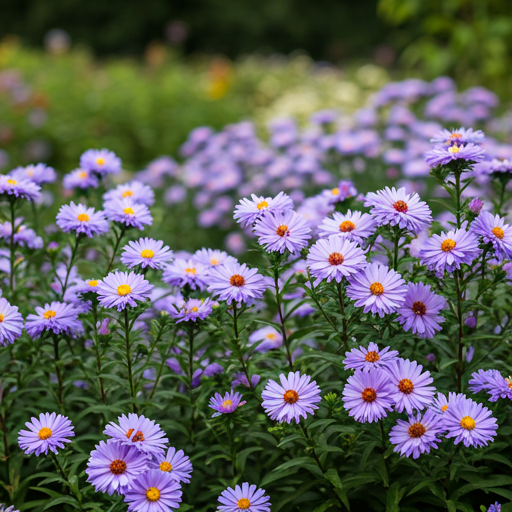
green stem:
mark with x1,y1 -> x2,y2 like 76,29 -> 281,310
106,226 -> 126,274
274,273 -> 294,370
454,270 -> 464,393
232,304 -> 255,392
53,335 -> 64,410
92,304 -> 107,404
336,282 -> 349,352
123,308 -> 137,413
48,452 -> 84,510
61,235 -> 82,300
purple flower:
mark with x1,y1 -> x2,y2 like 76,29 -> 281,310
86,440 -> 148,495
124,469 -> 182,512
397,282 -> 446,338
425,142 -> 485,167
18,412 -> 74,456
488,502 -> 501,512
163,258 -> 208,290
218,483 -> 270,512
419,225 -> 480,273
389,409 -> 443,459
25,302 -> 83,338
430,127 -> 485,145
96,271 -> 153,311
104,413 -> 168,458
365,187 -> 432,234
204,363 -> 223,377
321,180 -> 357,204
63,168 -> 99,190
80,149 -> 121,176
194,248 -> 237,269
471,211 -> 512,262
261,371 -> 321,424
0,298 -> 23,346
10,163 -> 56,184
0,175 -> 41,201
254,210 -> 311,254
468,198 -> 484,214
430,391 -> 458,415
169,298 -> 213,323
248,326 -> 283,352
318,210 -> 376,244
232,373 -> 260,389
97,318 -> 110,335
343,342 -> 399,372
150,447 -> 193,484
342,369 -> 394,423
234,191 -> 293,228
443,395 -> 497,447
121,237 -> 173,270
104,198 -> 152,230
469,369 -> 512,401
465,316 -> 477,328
56,202 -> 109,238
346,263 -> 407,318
208,262 -> 272,305
103,180 -> 155,206
209,390 -> 246,417
387,359 -> 435,414
307,236 -> 367,286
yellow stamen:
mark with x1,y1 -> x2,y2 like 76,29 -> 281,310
122,190 -> 133,198
141,249 -> 154,259
185,268 -> 196,274
441,405 -> 448,412
283,390 -> 299,404
123,207 -> 135,215
448,146 -> 460,154
408,422 -> 426,438
190,307 -> 199,312
276,225 -> 288,237
44,310 -> 56,319
441,239 -> 456,252
365,351 -> 380,363
7,179 -> 17,185
117,284 -> 131,296
266,333 -> 276,339
96,157 -> 105,165
492,227 -> 504,239
222,399 -> 233,408
370,282 -> 384,296
460,416 -> 475,430
339,220 -> 355,232
398,378 -> 414,394
361,387 -> 377,403
77,213 -> 89,222
88,280 -> 98,287
210,258 -> 219,265
256,200 -> 268,210
238,498 -> 251,510
0,314 -> 3,323
38,427 -> 52,440
331,187 -> 340,195
146,487 -> 160,502
160,461 -> 172,472
79,171 -> 88,178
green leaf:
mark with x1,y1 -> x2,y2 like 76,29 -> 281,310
43,496 -> 79,510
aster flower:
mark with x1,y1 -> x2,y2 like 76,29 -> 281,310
124,469 -> 182,512
469,369 -> 512,401
0,175 -> 41,202
0,506 -> 19,512
397,282 -> 447,338
86,440 -> 148,495
150,447 -> 193,484
103,180 -> 155,206
25,302 -> 83,338
248,326 -> 283,352
364,187 -> 432,234
389,409 -> 443,459
318,210 -> 376,243
10,163 -> 56,184
56,202 -> 109,238
217,483 -> 270,512
121,238 -> 173,270
209,391 -> 246,417
18,412 -> 74,456
307,235 -> 367,286
346,263 -> 406,318
0,220 -> 42,249
470,211 -> 512,261
162,258 -> 208,290
104,413 -> 168,458
419,225 -> 480,273
488,502 -> 501,512
80,149 -> 121,176
234,191 -> 293,228
343,342 -> 399,372
430,127 -> 485,145
443,395 -> 497,447
96,271 -> 153,311
193,248 -> 237,270
261,371 -> 321,424
63,168 -> 99,190
208,261 -> 272,305
430,391 -> 459,416
232,373 -> 261,389
0,298 -> 23,346
254,210 -> 311,254
342,369 -> 395,423
425,142 -> 485,167
387,359 -> 436,414
468,197 -> 484,214
169,298 -> 213,323
321,180 -> 357,204
104,197 -> 152,230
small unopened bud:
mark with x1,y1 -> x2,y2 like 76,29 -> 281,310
468,198 -> 484,214
97,318 -> 110,335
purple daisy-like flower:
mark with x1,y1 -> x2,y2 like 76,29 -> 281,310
209,391 -> 246,417
169,298 -> 213,323
162,258 -> 208,290
307,235 -> 367,286
86,440 -> 148,495
63,168 -> 99,190
193,248 -> 237,270
208,261 -> 272,305
248,326 -> 283,352
56,202 -> 109,238
397,282 -> 446,339
1,505 -> 19,512
0,298 -> 23,346
425,142 -> 485,167
103,180 -> 155,206
121,238 -> 173,270
470,211 -> 512,262
443,394 -> 497,447
80,149 -> 122,176
342,368 -> 394,423
389,409 -> 443,459
218,483 -> 271,512
96,271 -> 153,311
430,127 -> 485,145
25,302 -> 83,338
254,210 -> 311,254
124,469 -> 182,512
469,369 -> 512,401
234,191 -> 293,228
10,163 -> 56,184
318,210 -> 376,243
430,391 -> 459,416
419,225 -> 480,274
0,175 -> 41,202
387,359 -> 436,414
18,412 -> 74,456
364,187 -> 432,234
261,371 -> 321,424
343,342 -> 399,372
488,502 -> 501,512
150,447 -> 193,484
104,198 -> 152,230
104,413 -> 169,458
346,263 -> 406,318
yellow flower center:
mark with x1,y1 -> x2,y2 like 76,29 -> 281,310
141,249 -> 154,259
230,274 -> 245,287
38,427 -> 52,440
448,146 -> 461,154
339,220 -> 355,232
77,213 -> 89,222
450,133 -> 462,140
160,461 -> 173,472
238,498 -> 251,510
123,207 -> 135,215
7,179 -> 17,185
408,422 -> 426,438
222,399 -> 233,408
27,170 -> 34,177
370,282 -> 384,296
283,390 -> 299,404
267,333 -> 276,340
331,187 -> 340,195
146,487 -> 160,502
185,267 -> 196,274
122,190 -> 133,198
79,171 -> 88,178
460,416 -> 476,430
96,157 -> 105,165
88,280 -> 98,287
365,351 -> 380,363
328,252 -> 344,266
492,227 -> 505,239
210,258 -> 219,265
442,405 -> 448,412
256,200 -> 268,210
441,239 -> 456,252
190,307 -> 199,312
0,314 -> 3,323
398,378 -> 414,394
109,459 -> 127,475
117,284 -> 131,296
276,224 -> 288,237
361,387 -> 377,402
44,310 -> 56,319
506,377 -> 512,389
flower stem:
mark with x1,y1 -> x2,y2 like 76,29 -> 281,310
273,273 -> 294,370
454,270 -> 464,393
336,282 -> 349,352
106,226 -> 126,274
48,452 -> 84,510
123,308 -> 137,413
92,304 -> 107,404
52,335 -> 64,410
61,235 -> 82,300
232,304 -> 255,392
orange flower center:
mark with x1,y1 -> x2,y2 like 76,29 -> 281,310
109,459 -> 127,475
412,301 -> 427,315
283,390 -> 299,404
0,314 -> 3,323
365,351 -> 380,363
408,422 -> 426,438
393,200 -> 408,213
361,387 -> 377,402
126,429 -> 134,439
257,200 -> 268,210
44,310 -> 56,319
230,274 -> 245,287
131,430 -> 145,442
492,227 -> 504,239
222,399 -> 233,408
77,213 -> 89,222
160,461 -> 172,472
276,225 -> 288,237
339,220 -> 356,232
328,252 -> 344,265
146,487 -> 160,502
441,239 -> 456,252
88,280 -> 98,287
238,498 -> 251,510
331,187 -> 340,195
370,282 -> 384,296
79,171 -> 88,178
96,157 -> 105,165
38,427 -> 52,440
448,146 -> 461,154
398,378 -> 414,394
185,267 -> 196,274
122,190 -> 133,198
441,405 -> 448,412
460,416 -> 475,430
210,258 -> 219,265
